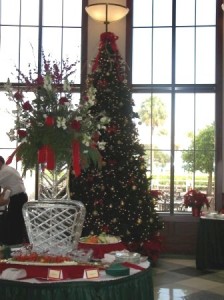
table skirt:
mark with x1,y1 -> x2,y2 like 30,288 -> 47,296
0,267 -> 154,300
196,217 -> 224,270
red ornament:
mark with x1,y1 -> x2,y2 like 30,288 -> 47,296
97,79 -> 108,88
107,125 -> 117,134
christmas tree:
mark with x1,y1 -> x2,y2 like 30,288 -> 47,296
69,32 -> 164,262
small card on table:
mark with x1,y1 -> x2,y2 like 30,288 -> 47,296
47,268 -> 63,280
83,268 -> 99,279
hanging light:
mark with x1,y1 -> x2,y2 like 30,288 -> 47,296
85,3 -> 129,32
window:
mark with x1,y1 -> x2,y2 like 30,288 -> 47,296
129,0 -> 219,213
0,0 -> 83,199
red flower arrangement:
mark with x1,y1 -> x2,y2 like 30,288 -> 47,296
149,190 -> 162,199
5,53 -> 110,175
184,189 -> 210,209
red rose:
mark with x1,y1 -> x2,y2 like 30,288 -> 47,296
59,97 -> 69,105
17,129 -> 27,138
45,116 -> 54,126
71,120 -> 81,131
22,101 -> 33,111
14,91 -> 24,101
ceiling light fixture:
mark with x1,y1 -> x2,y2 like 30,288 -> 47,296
85,2 -> 129,32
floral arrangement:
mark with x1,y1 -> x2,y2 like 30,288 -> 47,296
4,54 -> 110,175
183,189 -> 210,209
149,190 -> 162,199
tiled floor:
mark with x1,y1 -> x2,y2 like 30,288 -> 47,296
153,256 -> 224,299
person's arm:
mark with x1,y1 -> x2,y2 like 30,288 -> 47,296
0,197 -> 9,206
0,188 -> 11,206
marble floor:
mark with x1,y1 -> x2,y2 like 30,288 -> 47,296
152,257 -> 224,299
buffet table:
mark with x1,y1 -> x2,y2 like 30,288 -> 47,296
0,263 -> 154,300
196,217 -> 224,270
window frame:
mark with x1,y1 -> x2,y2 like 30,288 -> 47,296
126,0 -> 223,214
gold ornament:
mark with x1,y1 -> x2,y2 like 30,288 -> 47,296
137,218 -> 142,224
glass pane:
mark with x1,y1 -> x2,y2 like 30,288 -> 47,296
196,27 -> 215,84
43,0 -> 62,26
132,93 -> 152,146
0,27 -> 20,82
175,93 -> 215,212
42,28 -> 62,61
174,150 -> 193,212
64,0 -> 82,26
196,0 -> 216,25
20,28 -> 39,75
153,28 -> 172,84
151,94 -> 171,149
71,93 -> 81,105
195,94 -> 215,135
133,94 -> 171,167
133,0 -> 152,26
1,0 -> 20,24
153,0 -> 172,26
176,28 -> 195,84
23,172 -> 36,200
175,94 -> 195,150
63,28 -> 81,83
176,0 -> 195,26
0,93 -> 17,148
132,28 -> 152,84
21,0 -> 39,25
152,153 -> 171,212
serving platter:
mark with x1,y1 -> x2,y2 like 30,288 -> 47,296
79,235 -> 121,245
6,259 -> 78,267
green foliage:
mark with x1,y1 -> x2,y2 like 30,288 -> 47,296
182,123 -> 215,174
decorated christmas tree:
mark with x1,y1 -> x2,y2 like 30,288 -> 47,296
69,32 -> 164,262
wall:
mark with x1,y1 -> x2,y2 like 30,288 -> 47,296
160,216 -> 199,256
86,0 -> 127,68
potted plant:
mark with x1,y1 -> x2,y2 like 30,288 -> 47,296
184,189 -> 210,217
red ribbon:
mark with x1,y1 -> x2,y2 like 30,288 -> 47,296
38,145 -> 47,164
99,32 -> 118,52
6,145 -> 22,164
45,145 -> 55,170
92,32 -> 118,72
37,145 -> 55,170
72,141 -> 81,177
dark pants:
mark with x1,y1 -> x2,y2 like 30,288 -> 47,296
6,192 -> 29,245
